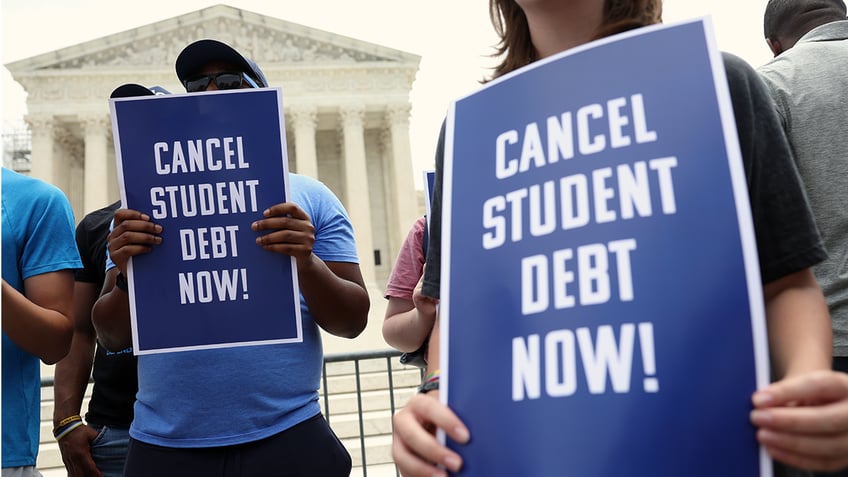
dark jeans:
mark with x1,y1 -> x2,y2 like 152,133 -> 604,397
122,413 -> 351,477
89,425 -> 130,477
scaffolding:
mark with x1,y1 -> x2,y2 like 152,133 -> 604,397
2,121 -> 32,172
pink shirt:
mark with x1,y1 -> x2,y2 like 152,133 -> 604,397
384,216 -> 426,301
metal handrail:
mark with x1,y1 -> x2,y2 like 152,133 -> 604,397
42,348 -> 413,476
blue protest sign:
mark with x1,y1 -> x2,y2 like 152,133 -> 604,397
441,18 -> 769,476
424,169 -> 436,224
110,88 -> 302,355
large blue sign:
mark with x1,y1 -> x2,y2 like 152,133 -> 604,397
441,18 -> 770,476
110,88 -> 301,355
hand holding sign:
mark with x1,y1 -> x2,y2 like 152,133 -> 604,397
751,370 -> 848,472
390,392 -> 469,477
108,209 -> 163,274
251,202 -> 316,263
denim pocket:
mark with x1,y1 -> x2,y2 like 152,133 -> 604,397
90,425 -> 109,446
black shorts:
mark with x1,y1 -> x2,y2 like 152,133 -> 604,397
122,413 -> 351,477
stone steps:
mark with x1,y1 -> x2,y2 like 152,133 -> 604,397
37,354 -> 419,474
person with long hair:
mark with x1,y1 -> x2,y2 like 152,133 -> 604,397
391,1 -> 848,476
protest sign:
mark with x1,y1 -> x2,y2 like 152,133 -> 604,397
110,88 -> 301,355
440,18 -> 770,476
425,169 -> 436,224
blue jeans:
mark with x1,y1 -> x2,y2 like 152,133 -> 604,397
89,425 -> 130,477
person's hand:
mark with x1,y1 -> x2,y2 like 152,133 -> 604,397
251,203 -> 315,264
392,392 -> 469,477
412,269 -> 438,325
750,370 -> 848,472
57,424 -> 104,477
107,208 -> 162,273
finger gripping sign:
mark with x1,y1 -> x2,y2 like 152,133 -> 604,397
441,18 -> 770,476
110,88 -> 302,355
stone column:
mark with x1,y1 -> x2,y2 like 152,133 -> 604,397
385,104 -> 418,251
289,106 -> 319,178
55,128 -> 84,220
83,115 -> 111,214
339,104 -> 376,287
25,115 -> 56,185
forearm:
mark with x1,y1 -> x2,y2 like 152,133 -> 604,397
54,280 -> 100,424
91,286 -> 133,352
2,278 -> 73,364
384,293 -> 437,351
298,256 -> 369,338
422,315 -> 442,383
53,332 -> 95,425
764,269 -> 832,379
384,310 -> 430,352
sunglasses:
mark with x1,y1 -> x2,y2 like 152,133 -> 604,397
184,72 -> 260,93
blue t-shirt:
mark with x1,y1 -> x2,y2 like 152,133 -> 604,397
1,167 -> 81,467
120,173 -> 359,447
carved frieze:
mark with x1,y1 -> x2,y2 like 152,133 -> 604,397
46,17 -> 396,71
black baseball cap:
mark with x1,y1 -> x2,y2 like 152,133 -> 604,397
175,39 -> 268,88
110,84 -> 170,98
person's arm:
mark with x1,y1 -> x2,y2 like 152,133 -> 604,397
383,218 -> 432,351
2,273 -> 74,364
91,209 -> 161,352
763,268 -> 831,379
749,267 -> 844,472
298,257 -> 369,338
53,280 -> 104,477
383,296 -> 421,352
384,275 -> 437,352
91,269 -> 132,352
252,202 -> 369,338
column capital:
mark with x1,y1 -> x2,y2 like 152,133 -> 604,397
24,114 -> 55,138
385,104 -> 412,125
80,114 -> 110,135
339,104 -> 365,128
288,105 -> 318,128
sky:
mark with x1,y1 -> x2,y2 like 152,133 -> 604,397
1,0 -> 773,188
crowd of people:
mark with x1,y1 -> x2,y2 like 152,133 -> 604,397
2,1 -> 847,476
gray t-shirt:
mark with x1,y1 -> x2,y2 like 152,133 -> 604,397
759,20 -> 848,357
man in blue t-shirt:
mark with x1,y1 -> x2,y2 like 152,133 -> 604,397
91,40 -> 370,477
2,167 -> 82,475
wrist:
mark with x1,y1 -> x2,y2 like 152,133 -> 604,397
53,415 -> 84,441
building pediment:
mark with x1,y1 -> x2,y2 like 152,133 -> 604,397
6,4 -> 419,73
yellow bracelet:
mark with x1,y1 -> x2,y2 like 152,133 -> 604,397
56,415 -> 82,428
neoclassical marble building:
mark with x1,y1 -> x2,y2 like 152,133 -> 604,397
5,4 -> 421,292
